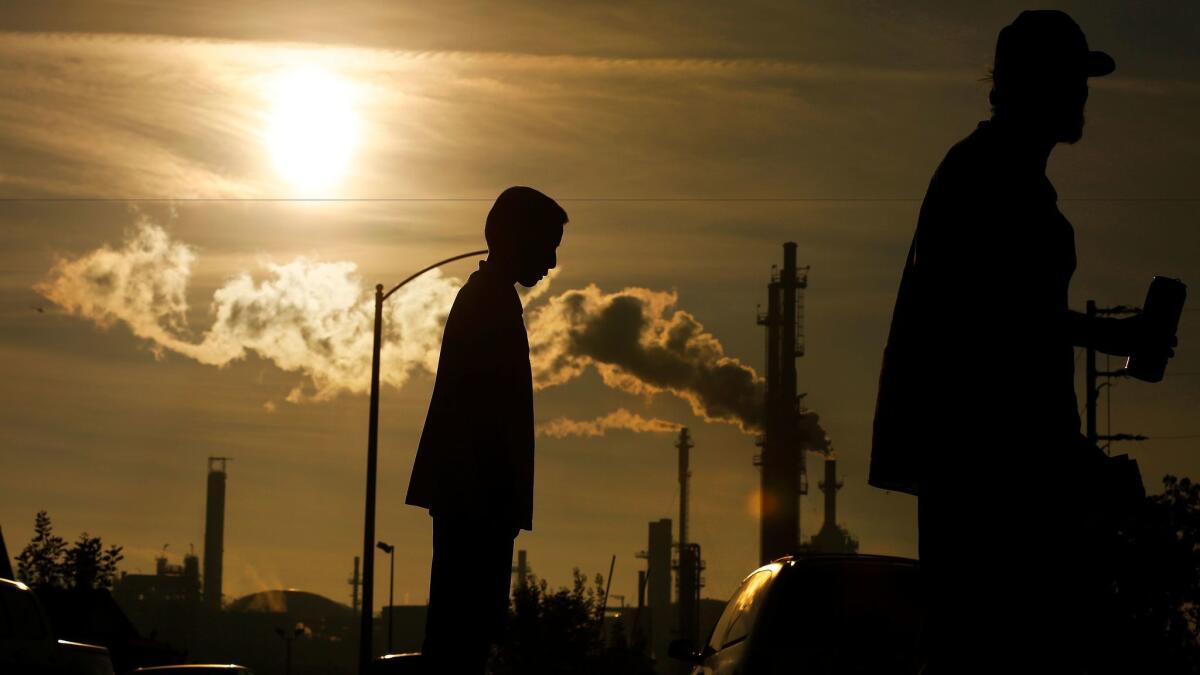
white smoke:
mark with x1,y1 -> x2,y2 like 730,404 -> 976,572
36,221 -> 197,358
37,221 -> 459,401
38,223 -> 824,439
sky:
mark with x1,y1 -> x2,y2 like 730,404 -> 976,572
1,1 -> 1198,613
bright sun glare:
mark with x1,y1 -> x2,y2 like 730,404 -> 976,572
264,66 -> 361,195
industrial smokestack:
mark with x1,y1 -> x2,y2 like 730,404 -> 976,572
646,518 -> 672,673
821,456 -> 841,530
674,428 -> 702,670
349,556 -> 360,615
203,457 -> 229,611
758,243 -> 811,564
516,550 -> 528,592
677,428 -> 692,547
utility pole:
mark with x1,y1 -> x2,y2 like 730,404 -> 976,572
1085,300 -> 1149,453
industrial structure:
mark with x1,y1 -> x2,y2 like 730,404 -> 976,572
638,518 -> 673,672
755,243 -> 810,564
806,455 -> 859,554
203,457 -> 230,610
348,556 -> 361,615
673,428 -> 704,668
112,548 -> 202,619
513,549 -> 530,593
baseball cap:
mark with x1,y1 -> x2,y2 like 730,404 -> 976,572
993,10 -> 1115,85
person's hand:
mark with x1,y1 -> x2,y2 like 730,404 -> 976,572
1117,314 -> 1177,359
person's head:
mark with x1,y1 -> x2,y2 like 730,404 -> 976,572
485,186 -> 567,287
989,10 -> 1114,145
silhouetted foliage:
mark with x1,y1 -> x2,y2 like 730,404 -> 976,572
492,569 -> 655,675
1104,475 -> 1200,672
15,510 -> 67,587
15,511 -> 123,590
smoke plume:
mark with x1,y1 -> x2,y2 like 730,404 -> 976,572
527,285 -> 767,433
38,222 -> 826,444
537,408 -> 681,438
37,221 -> 458,402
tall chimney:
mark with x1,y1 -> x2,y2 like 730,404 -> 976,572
821,457 -> 840,530
516,550 -> 528,592
349,556 -> 361,615
675,428 -> 701,668
647,518 -> 672,673
757,243 -> 808,564
677,429 -> 692,548
203,457 -> 229,611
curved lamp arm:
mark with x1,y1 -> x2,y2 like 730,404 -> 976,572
381,249 -> 488,300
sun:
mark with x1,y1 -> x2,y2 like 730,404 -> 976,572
263,66 -> 361,195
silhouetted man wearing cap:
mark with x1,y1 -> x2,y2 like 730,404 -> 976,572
407,186 -> 566,674
871,11 -> 1172,673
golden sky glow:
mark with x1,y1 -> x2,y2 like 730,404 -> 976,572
0,2 -> 1198,612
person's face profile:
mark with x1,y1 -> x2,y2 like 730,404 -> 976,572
515,222 -> 563,288
1054,76 -> 1088,144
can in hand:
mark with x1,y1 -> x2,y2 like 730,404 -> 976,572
1124,276 -> 1187,383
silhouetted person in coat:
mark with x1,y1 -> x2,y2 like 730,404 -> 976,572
406,186 -> 566,674
870,11 -> 1175,674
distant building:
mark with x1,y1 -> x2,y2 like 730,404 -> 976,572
216,589 -> 356,675
112,552 -> 202,651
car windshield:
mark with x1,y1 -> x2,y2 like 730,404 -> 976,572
707,567 -> 776,650
760,561 -> 925,674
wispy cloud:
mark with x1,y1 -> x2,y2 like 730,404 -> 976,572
0,30 -> 974,201
536,408 -> 680,438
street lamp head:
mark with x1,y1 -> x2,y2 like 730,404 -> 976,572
377,541 -> 394,554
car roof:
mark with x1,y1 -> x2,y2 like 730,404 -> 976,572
777,553 -> 917,566
0,578 -> 32,592
735,553 -> 917,582
130,662 -> 252,667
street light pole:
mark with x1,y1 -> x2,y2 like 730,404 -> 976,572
276,625 -> 304,675
377,541 -> 396,654
358,249 -> 488,674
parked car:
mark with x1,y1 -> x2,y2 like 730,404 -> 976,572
670,554 -> 926,675
125,662 -> 254,667
0,577 -> 115,675
368,652 -> 423,674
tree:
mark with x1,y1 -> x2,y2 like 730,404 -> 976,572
63,532 -> 124,591
16,510 -> 67,588
14,511 -> 123,590
1102,475 -> 1200,673
493,568 -> 655,675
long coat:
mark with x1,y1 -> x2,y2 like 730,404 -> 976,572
405,262 -> 536,531
869,120 -> 1079,496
